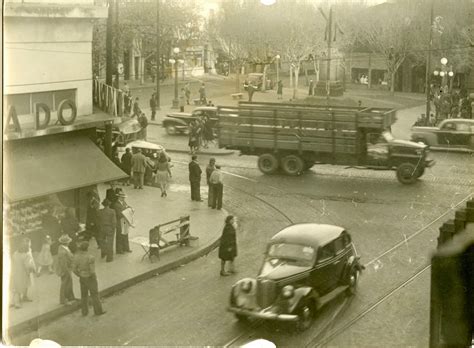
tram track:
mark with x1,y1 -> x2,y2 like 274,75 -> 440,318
173,160 -> 472,346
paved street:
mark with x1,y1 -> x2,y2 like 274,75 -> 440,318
11,144 -> 474,345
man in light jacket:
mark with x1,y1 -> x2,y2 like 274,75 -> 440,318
131,148 -> 147,189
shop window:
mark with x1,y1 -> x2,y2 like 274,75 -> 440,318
54,89 -> 76,111
32,92 -> 53,111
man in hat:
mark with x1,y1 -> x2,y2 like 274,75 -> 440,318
131,148 -> 147,189
209,165 -> 224,210
72,241 -> 106,316
56,234 -> 76,305
113,192 -> 133,254
97,199 -> 116,262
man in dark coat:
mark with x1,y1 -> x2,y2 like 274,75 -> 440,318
218,215 -> 238,276
97,199 -> 116,262
113,192 -> 132,254
85,191 -> 100,243
188,155 -> 202,201
121,148 -> 132,186
132,97 -> 141,118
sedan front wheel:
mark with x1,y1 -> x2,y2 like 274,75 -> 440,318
165,125 -> 178,135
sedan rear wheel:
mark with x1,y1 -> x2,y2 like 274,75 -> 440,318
346,268 -> 360,296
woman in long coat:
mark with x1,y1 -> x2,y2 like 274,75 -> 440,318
218,215 -> 238,276
11,238 -> 36,308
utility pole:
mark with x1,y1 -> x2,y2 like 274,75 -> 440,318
326,7 -> 333,104
106,0 -> 114,86
156,0 -> 161,109
425,0 -> 434,120
114,0 -> 119,88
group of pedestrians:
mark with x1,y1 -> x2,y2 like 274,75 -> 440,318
188,156 -> 224,210
188,116 -> 215,154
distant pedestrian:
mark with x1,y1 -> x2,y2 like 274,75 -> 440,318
184,83 -> 191,105
36,235 -> 54,276
188,121 -> 200,154
124,91 -> 132,115
218,216 -> 238,276
61,207 -> 80,254
206,158 -> 216,207
138,112 -> 148,141
199,83 -> 207,105
277,80 -> 283,99
56,234 -> 76,306
189,155 -> 202,202
97,199 -> 116,262
132,97 -> 141,117
210,165 -> 223,210
72,241 -> 106,316
113,192 -> 133,254
150,93 -> 157,121
121,148 -> 132,186
155,152 -> 172,197
247,82 -> 256,102
309,79 -> 314,96
131,148 -> 147,189
85,190 -> 100,242
179,88 -> 186,112
11,238 -> 36,308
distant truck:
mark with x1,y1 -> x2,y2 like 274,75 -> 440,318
217,102 -> 435,184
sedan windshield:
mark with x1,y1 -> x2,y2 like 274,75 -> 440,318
267,243 -> 315,266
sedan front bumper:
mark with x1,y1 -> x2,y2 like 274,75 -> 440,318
228,306 -> 298,322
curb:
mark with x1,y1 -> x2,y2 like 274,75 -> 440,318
5,237 -> 222,340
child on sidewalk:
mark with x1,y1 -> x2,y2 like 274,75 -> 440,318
36,235 -> 54,276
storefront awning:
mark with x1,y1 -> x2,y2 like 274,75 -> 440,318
4,133 -> 127,202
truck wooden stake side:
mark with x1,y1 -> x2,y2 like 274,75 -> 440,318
217,102 -> 435,184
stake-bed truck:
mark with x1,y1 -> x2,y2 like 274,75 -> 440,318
217,102 -> 435,184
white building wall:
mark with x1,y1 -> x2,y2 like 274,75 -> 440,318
3,1 -> 107,123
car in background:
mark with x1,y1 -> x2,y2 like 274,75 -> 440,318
228,224 -> 364,331
411,118 -> 474,152
96,117 -> 143,148
163,106 -> 218,135
118,140 -> 169,160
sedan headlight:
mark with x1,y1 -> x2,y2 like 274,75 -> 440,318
241,279 -> 253,293
281,285 -> 295,299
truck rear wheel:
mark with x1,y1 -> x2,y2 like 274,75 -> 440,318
396,163 -> 418,184
281,155 -> 304,176
258,153 -> 279,174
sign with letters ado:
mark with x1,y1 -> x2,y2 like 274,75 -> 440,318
4,99 -> 77,134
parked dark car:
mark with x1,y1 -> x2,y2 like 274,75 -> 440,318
96,117 -> 143,147
228,223 -> 364,331
163,106 -> 218,135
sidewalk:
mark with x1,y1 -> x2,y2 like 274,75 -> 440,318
4,181 -> 226,340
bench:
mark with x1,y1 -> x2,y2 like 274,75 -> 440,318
231,93 -> 244,100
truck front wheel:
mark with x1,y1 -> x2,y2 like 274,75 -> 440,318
258,153 -> 279,174
396,163 -> 418,184
281,155 -> 304,176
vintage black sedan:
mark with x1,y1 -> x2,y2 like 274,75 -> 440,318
163,106 -> 218,135
228,224 -> 363,331
411,118 -> 474,152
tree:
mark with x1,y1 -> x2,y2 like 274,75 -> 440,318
92,0 -> 203,83
354,1 -> 421,94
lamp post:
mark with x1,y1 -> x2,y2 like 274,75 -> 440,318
275,54 -> 280,84
169,47 -> 181,109
434,57 -> 454,93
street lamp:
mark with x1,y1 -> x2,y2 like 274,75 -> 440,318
275,54 -> 280,84
433,57 -> 454,92
170,47 -> 181,109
